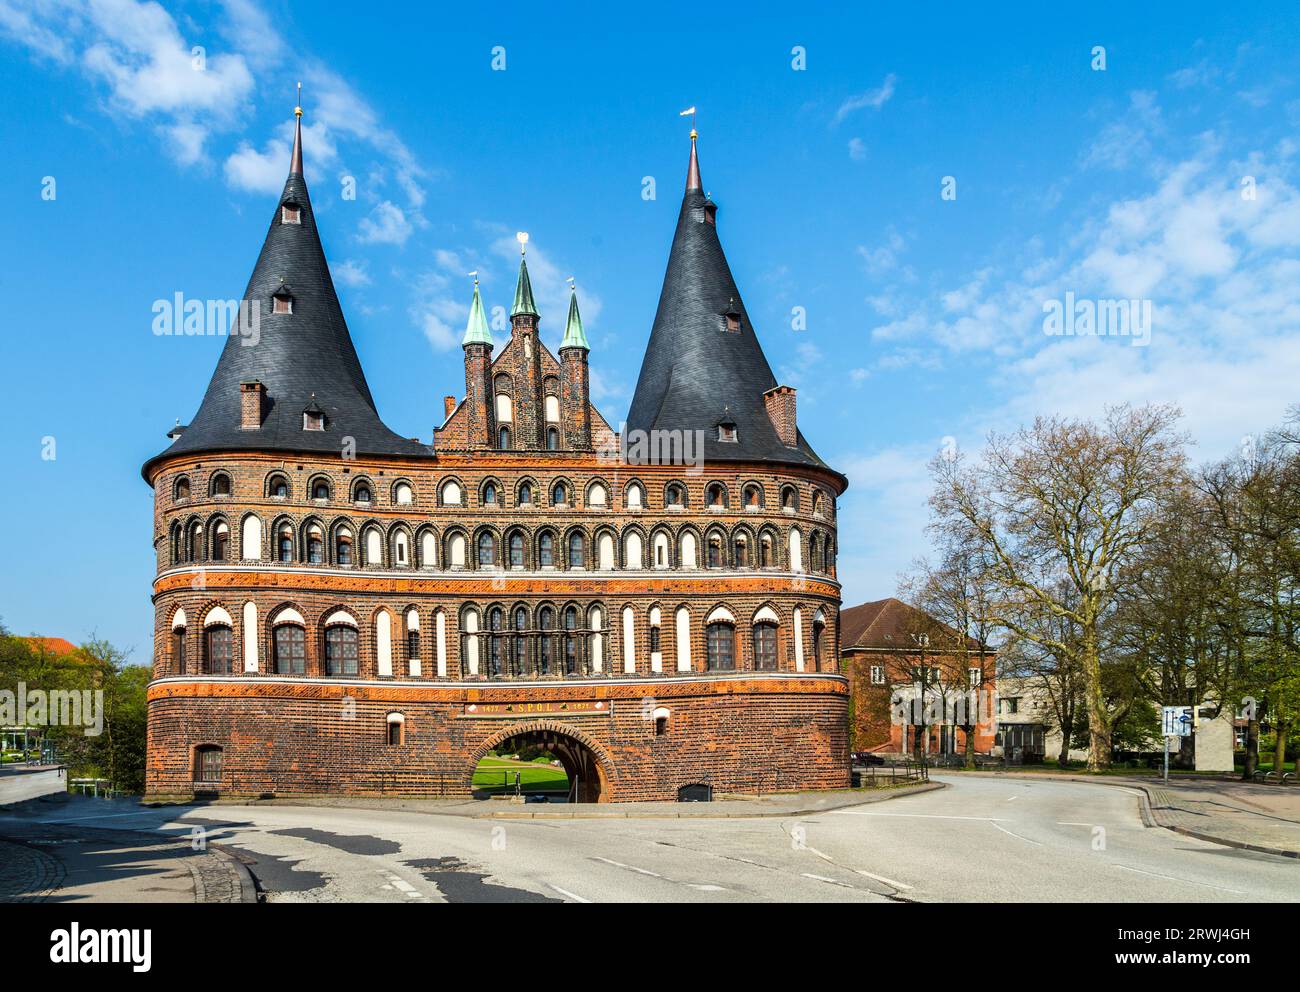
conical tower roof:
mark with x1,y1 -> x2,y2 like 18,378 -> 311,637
143,100 -> 426,479
626,134 -> 830,471
560,286 -> 589,350
511,255 -> 539,317
462,278 -> 493,346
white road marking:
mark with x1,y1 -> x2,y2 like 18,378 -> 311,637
1006,796 -> 1018,802
1057,821 -> 1094,827
989,821 -> 1043,846
856,869 -> 913,891
1112,863 -> 1245,895
548,883 -> 591,903
592,856 -> 662,878
801,872 -> 852,888
686,884 -> 726,892
38,811 -> 171,824
837,811 -> 1009,821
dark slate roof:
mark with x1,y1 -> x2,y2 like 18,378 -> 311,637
142,128 -> 426,480
626,141 -> 838,480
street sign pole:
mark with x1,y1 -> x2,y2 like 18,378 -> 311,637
1163,735 -> 1169,784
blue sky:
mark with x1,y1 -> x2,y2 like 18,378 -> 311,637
3,1 -> 1300,662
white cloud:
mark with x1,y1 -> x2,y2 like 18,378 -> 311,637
332,259 -> 371,288
833,74 -> 897,126
847,137 -> 867,161
357,200 -> 413,246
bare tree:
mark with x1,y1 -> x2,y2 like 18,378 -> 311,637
930,404 -> 1187,770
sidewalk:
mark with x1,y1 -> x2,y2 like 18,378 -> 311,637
0,795 -> 256,903
958,770 -> 1300,858
203,780 -> 944,820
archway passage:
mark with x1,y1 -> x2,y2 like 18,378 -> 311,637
471,726 -> 609,803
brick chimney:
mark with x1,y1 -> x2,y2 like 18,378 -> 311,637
763,385 -> 797,447
240,380 -> 266,430
443,395 -> 456,421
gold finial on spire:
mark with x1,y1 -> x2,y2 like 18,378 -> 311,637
294,81 -> 303,118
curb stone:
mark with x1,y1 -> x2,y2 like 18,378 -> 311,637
950,769 -> 1299,858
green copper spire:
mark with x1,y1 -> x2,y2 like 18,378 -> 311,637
560,284 -> 590,351
461,277 -> 493,347
511,253 -> 539,318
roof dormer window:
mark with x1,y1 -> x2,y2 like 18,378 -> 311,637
281,203 -> 301,225
722,311 -> 741,334
718,423 -> 737,443
303,397 -> 325,432
272,288 -> 294,315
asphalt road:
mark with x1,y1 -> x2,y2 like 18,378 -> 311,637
5,775 -> 1298,902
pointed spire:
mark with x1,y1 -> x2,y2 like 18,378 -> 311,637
511,232 -> 539,317
462,273 -> 493,347
560,280 -> 590,351
290,81 -> 304,176
686,126 -> 702,191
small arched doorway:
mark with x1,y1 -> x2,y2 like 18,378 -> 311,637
469,723 -> 612,803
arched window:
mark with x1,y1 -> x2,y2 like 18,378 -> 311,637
336,530 -> 353,566
789,528 -> 803,572
419,530 -> 436,569
175,476 -> 191,501
666,483 -> 685,508
734,536 -> 748,568
519,482 -> 534,505
567,532 -> 585,568
760,535 -> 773,568
324,625 -> 359,676
205,625 -> 233,675
211,473 -> 231,497
753,621 -> 778,671
277,526 -> 293,562
312,479 -> 330,501
364,527 -> 382,566
812,613 -> 826,673
211,522 -> 229,561
513,607 -> 528,676
552,482 -> 568,506
781,486 -> 797,511
486,606 -> 505,677
706,622 -> 735,672
172,625 -> 186,674
441,480 -> 462,506
539,531 -> 555,568
653,532 -> 670,569
812,490 -> 823,515
587,482 -> 607,507
354,482 -> 372,503
483,482 -> 499,506
394,482 -> 413,505
539,607 -> 555,675
188,521 -> 202,563
509,532 -> 525,568
744,484 -> 763,508
706,483 -> 725,508
269,475 -> 289,499
563,606 -> 579,675
307,527 -> 324,564
546,427 -> 560,450
626,483 -> 644,509
707,536 -> 723,568
386,713 -> 404,746
448,532 -> 467,568
393,530 -> 409,566
477,532 -> 496,567
498,426 -> 512,450
273,624 -> 306,674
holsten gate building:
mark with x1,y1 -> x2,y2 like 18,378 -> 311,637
143,106 -> 848,802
